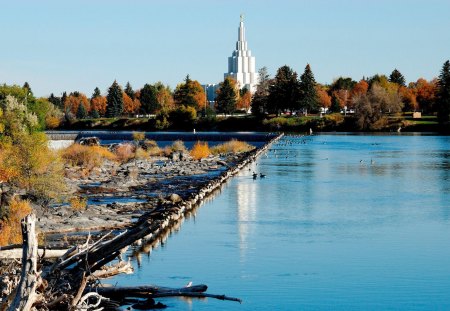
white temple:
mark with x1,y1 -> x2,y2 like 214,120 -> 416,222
224,14 -> 258,93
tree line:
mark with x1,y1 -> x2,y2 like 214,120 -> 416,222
1,60 -> 449,131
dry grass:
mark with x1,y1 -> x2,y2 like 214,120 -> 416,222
132,131 -> 146,141
190,141 -> 211,160
114,144 -> 135,162
61,144 -> 117,169
0,198 -> 32,246
210,139 -> 255,155
171,140 -> 186,152
69,196 -> 87,211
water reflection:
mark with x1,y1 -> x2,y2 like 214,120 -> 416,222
236,181 -> 257,260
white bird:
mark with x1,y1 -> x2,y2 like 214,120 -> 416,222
185,281 -> 193,288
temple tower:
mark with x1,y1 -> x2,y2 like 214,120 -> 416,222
224,14 -> 258,93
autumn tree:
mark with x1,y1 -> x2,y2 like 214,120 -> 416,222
90,87 -> 107,117
268,65 -> 299,115
353,83 -> 403,130
216,77 -> 238,114
173,75 -> 206,111
399,86 -> 418,111
64,92 -> 90,115
237,87 -> 252,111
251,67 -> 271,116
389,69 -> 406,86
316,85 -> 331,110
298,64 -> 318,113
351,80 -> 369,97
106,80 -> 123,117
123,92 -> 141,115
412,78 -> 437,113
155,82 -> 175,111
436,60 -> 450,125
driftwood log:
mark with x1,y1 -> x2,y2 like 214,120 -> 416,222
9,214 -> 40,310
1,214 -> 242,310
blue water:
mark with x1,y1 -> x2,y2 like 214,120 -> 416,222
110,133 -> 450,310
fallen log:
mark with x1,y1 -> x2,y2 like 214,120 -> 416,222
94,284 -> 208,297
8,214 -> 40,311
0,248 -> 68,260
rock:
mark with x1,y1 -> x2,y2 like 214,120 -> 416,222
167,193 -> 182,203
78,137 -> 100,146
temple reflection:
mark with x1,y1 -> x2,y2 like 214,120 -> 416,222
236,180 -> 257,260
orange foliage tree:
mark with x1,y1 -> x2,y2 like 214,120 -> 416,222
352,80 -> 369,97
173,75 -> 206,111
399,86 -> 418,111
315,85 -> 331,109
90,96 -> 107,116
64,92 -> 90,115
412,78 -> 437,112
123,93 -> 141,115
237,89 -> 252,111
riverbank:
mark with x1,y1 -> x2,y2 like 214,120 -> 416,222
57,114 -> 446,133
38,133 -> 283,247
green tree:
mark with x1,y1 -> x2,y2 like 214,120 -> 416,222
389,69 -> 406,86
437,60 -> 450,125
330,77 -> 356,92
76,101 -> 88,119
90,109 -> 100,119
298,64 -> 318,113
216,77 -> 238,114
251,67 -> 271,116
92,87 -> 101,99
267,65 -> 299,115
105,80 -> 123,117
140,84 -> 159,114
22,82 -> 33,98
48,93 -> 62,109
329,92 -> 341,113
125,82 -> 135,99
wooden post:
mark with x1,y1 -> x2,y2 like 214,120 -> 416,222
9,214 -> 39,311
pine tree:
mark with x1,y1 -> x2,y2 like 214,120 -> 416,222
106,80 -> 123,117
389,69 -> 406,86
329,93 -> 341,113
140,84 -> 159,114
76,102 -> 88,119
267,65 -> 299,115
61,91 -> 67,108
23,82 -> 33,97
91,109 -> 100,119
298,64 -> 318,113
48,93 -> 63,109
216,77 -> 237,114
124,82 -> 135,99
437,60 -> 450,125
92,87 -> 101,99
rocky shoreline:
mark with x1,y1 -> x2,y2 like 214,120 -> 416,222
39,133 -> 283,247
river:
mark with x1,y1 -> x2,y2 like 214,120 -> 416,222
110,133 -> 450,310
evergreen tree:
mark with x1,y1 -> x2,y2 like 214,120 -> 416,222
61,91 -> 67,108
140,83 -> 160,114
92,87 -> 101,99
76,102 -> 88,119
216,77 -> 237,114
48,93 -> 62,109
23,82 -> 33,97
329,93 -> 341,113
91,109 -> 100,119
298,64 -> 318,113
389,69 -> 406,86
437,60 -> 450,125
267,65 -> 299,115
106,80 -> 123,117
124,82 -> 135,99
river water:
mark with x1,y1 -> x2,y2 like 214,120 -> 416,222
110,133 -> 450,310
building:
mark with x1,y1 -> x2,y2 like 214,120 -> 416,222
224,14 -> 258,93
203,15 -> 258,104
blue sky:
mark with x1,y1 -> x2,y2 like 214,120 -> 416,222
1,0 -> 449,97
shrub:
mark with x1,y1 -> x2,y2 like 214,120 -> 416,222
190,141 -> 210,160
211,139 -> 255,155
171,140 -> 186,152
132,131 -> 145,142
69,196 -> 87,211
61,144 -> 117,168
0,198 -> 32,246
114,143 -> 135,162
